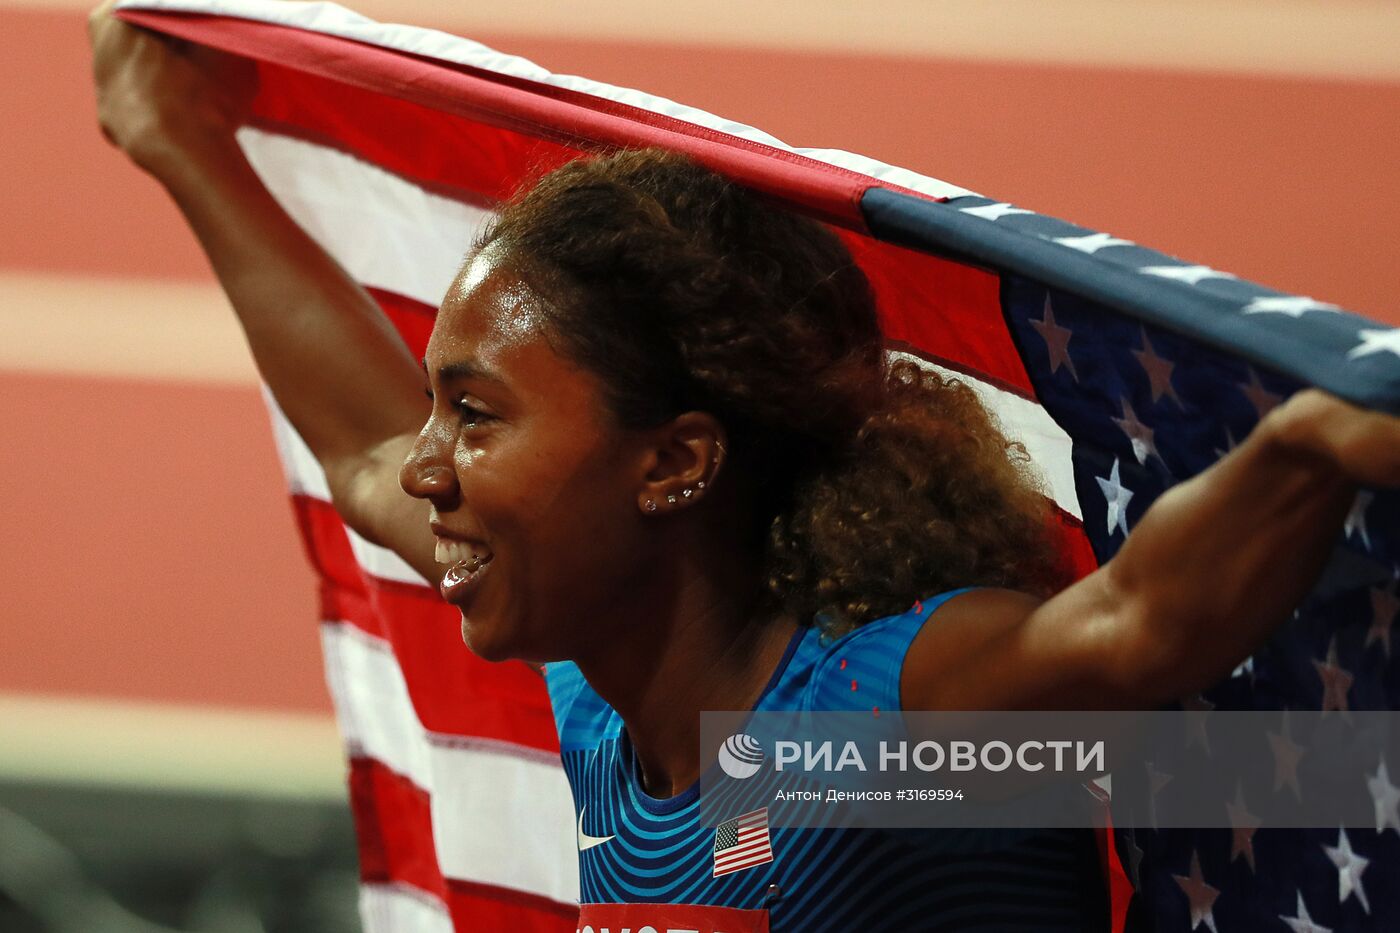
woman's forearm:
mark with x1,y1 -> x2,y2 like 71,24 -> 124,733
153,132 -> 428,469
1105,389 -> 1357,700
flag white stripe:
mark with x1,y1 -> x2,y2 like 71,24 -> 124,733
322,622 -> 580,905
264,394 -> 431,586
892,353 -> 1082,520
236,126 -> 493,307
346,525 -> 428,586
248,131 -> 1080,530
263,388 -> 333,502
718,849 -> 772,867
321,622 -> 432,783
120,0 -> 977,201
358,882 -> 455,933
715,852 -> 773,874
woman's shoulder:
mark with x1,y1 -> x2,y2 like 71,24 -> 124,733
771,587 -> 982,714
543,661 -> 619,751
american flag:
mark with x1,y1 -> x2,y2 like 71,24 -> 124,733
968,209 -> 1400,933
713,809 -> 775,877
115,1 -> 1400,930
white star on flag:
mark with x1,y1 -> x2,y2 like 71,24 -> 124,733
1368,758 -> 1400,836
1323,827 -> 1371,914
1112,398 -> 1161,466
1228,653 -> 1254,684
1344,490 -> 1374,551
1214,427 -> 1239,463
1096,458 -> 1133,536
1027,294 -> 1079,381
1366,581 -> 1397,659
1171,850 -> 1220,933
960,201 -> 1034,221
1144,760 -> 1173,830
1054,231 -> 1134,254
1347,327 -> 1400,360
1280,891 -> 1333,933
1237,366 -> 1282,421
1140,264 -> 1236,285
1132,326 -> 1183,408
1312,636 -> 1354,721
1181,693 -> 1214,755
1224,781 -> 1259,872
1268,710 -> 1305,802
1242,295 -> 1340,317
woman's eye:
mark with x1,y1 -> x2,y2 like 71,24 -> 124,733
454,399 -> 494,429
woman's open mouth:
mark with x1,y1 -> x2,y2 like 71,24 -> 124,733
435,538 -> 494,604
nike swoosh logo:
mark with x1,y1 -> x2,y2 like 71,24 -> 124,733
577,805 -> 615,852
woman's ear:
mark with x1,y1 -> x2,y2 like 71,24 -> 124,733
635,411 -> 725,515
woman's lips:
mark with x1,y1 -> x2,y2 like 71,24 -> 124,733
437,544 -> 493,605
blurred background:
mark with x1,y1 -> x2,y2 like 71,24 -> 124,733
2,1 -> 1398,930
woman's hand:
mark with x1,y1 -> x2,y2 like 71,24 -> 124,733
88,2 -> 435,585
1270,387 -> 1400,488
88,0 -> 256,175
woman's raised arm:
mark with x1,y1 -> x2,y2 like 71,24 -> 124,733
903,388 -> 1399,711
89,1 -> 437,579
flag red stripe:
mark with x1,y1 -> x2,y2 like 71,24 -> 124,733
349,755 -> 442,896
294,497 -> 559,750
718,847 -> 773,864
261,68 -> 1038,392
722,833 -> 769,850
350,757 -> 577,930
117,10 -> 911,230
840,231 -> 1036,396
718,843 -> 771,862
249,60 -> 580,205
444,878 -> 579,928
369,285 -> 437,359
715,853 -> 774,875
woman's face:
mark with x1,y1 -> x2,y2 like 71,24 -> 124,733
400,247 -> 654,662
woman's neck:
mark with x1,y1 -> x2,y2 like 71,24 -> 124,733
571,560 -> 798,799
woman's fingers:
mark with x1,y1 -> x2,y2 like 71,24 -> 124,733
1286,389 -> 1400,488
87,0 -> 252,171
1336,407 -> 1400,487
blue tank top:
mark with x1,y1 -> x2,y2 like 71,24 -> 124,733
545,590 -> 1108,931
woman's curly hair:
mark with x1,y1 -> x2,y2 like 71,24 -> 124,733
479,149 -> 1069,633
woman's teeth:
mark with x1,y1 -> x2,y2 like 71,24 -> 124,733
435,538 -> 492,567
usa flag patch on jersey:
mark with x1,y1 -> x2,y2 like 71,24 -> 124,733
714,808 -> 774,877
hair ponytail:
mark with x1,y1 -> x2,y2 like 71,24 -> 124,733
767,358 -> 1068,633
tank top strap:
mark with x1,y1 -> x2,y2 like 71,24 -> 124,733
800,587 -> 978,713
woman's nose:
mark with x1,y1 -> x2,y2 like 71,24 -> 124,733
400,427 -> 458,502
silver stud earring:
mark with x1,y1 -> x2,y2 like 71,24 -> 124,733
666,494 -> 678,505
696,481 -> 706,490
682,488 -> 694,499
644,498 -> 657,512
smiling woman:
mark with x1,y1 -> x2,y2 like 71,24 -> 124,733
404,240 -> 658,662
379,150 -> 1111,928
86,1 -> 1400,929
399,152 -> 1067,674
